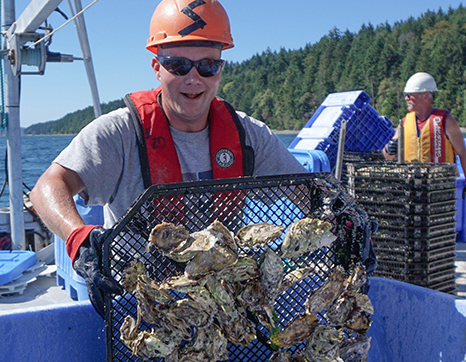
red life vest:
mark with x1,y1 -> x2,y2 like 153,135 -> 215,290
124,87 -> 254,187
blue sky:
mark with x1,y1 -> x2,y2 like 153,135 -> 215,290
14,0 -> 465,127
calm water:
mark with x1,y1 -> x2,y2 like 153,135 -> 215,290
0,133 -> 297,208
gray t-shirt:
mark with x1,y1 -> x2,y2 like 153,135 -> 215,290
54,107 -> 307,228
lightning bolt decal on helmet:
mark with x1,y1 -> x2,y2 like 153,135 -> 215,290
179,0 -> 207,37
146,0 -> 234,55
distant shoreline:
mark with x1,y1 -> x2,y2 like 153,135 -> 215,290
13,130 -> 301,136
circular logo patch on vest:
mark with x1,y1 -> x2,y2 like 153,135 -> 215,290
215,149 -> 235,168
433,116 -> 441,124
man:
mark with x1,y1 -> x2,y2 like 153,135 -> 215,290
29,0 -> 307,317
383,72 -> 466,176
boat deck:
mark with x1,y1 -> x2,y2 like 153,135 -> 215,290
1,242 -> 466,310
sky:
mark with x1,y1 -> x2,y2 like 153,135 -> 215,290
12,0 -> 466,127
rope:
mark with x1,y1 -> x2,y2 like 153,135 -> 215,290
26,0 -> 100,49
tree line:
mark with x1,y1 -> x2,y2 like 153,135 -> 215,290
25,4 -> 466,135
24,99 -> 125,135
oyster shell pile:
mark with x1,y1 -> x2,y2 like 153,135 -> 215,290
119,218 -> 373,361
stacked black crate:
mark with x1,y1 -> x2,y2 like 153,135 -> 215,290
347,162 -> 458,294
340,150 -> 385,187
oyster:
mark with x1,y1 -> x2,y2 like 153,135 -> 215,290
278,266 -> 315,294
345,309 -> 372,335
354,293 -> 374,315
137,274 -> 173,304
325,292 -> 373,334
219,308 -> 257,346
339,336 -> 371,362
183,222 -> 239,277
149,222 -> 189,254
179,324 -> 229,361
204,274 -> 238,322
236,277 -> 268,313
120,313 -> 140,347
135,281 -> 159,324
131,328 -> 179,360
236,222 -> 285,249
304,325 -> 345,361
185,245 -> 238,277
120,312 -> 180,360
269,313 -> 319,349
325,293 -> 354,327
207,219 -> 238,252
216,256 -> 259,282
156,302 -> 193,341
281,218 -> 336,259
305,266 -> 346,314
186,285 -> 220,317
169,298 -> 212,329
345,264 -> 369,296
269,350 -> 293,362
260,248 -> 284,304
122,260 -> 146,293
159,274 -> 200,294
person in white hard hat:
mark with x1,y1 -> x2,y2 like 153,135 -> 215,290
383,72 -> 466,177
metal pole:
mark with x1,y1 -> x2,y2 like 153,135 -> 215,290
334,120 -> 346,181
398,123 -> 404,164
2,0 -> 26,250
71,0 -> 101,118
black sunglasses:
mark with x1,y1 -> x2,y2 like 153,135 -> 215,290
157,56 -> 224,77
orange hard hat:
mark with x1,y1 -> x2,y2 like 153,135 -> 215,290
147,0 -> 234,54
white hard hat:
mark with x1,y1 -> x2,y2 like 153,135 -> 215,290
404,72 -> 438,93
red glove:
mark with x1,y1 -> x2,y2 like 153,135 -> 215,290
66,224 -> 100,264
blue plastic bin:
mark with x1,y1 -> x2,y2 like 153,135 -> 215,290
55,195 -> 104,300
321,90 -> 371,110
288,149 -> 331,173
288,90 -> 395,169
0,250 -> 37,285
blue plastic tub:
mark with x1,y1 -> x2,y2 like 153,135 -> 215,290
0,302 -> 105,362
0,250 -> 37,285
1,277 -> 466,361
288,149 -> 331,173
55,195 -> 104,300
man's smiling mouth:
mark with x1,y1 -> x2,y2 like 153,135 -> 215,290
183,92 -> 203,99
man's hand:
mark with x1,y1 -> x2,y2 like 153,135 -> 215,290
72,227 -> 123,318
385,138 -> 398,156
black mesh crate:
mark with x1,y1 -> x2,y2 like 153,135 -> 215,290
355,199 -> 457,216
352,187 -> 457,204
366,211 -> 456,228
373,244 -> 456,264
101,174 -> 375,362
426,280 -> 458,295
371,232 -> 457,251
374,223 -> 456,240
374,256 -> 455,276
347,162 -> 457,189
341,152 -> 386,186
373,262 -> 456,286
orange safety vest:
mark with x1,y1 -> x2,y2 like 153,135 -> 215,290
124,87 -> 254,188
403,109 -> 455,163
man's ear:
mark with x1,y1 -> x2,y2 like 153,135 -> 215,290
152,57 -> 161,81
